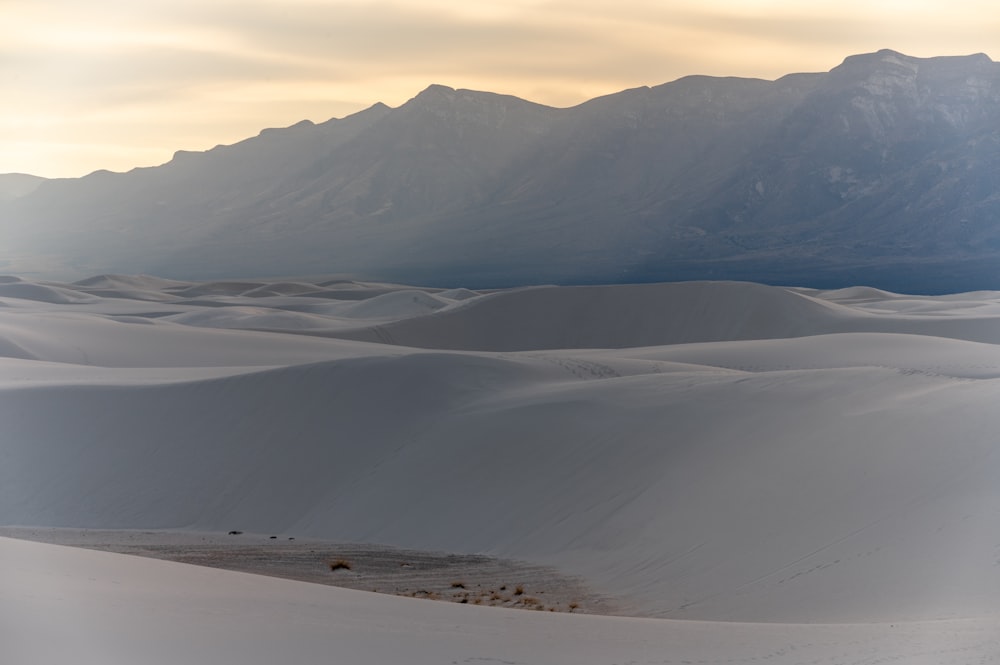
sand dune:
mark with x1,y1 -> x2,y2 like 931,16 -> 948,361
329,281 -> 858,349
619,331 -> 1000,378
8,352 -> 997,622
0,281 -> 100,304
6,536 -> 998,665
0,307 -> 399,367
73,274 -> 193,290
318,281 -> 1000,349
3,275 -> 1000,660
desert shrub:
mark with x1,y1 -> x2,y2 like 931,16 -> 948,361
329,559 -> 352,571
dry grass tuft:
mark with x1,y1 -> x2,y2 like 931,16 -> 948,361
328,559 -> 352,572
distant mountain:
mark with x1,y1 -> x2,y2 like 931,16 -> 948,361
0,173 -> 46,202
2,50 -> 999,291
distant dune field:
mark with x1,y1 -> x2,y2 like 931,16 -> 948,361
4,275 -> 1000,663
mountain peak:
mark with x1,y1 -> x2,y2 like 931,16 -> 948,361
413,84 -> 457,102
834,49 -> 996,74
402,84 -> 528,120
422,83 -> 455,93
834,49 -> 917,72
404,84 -> 552,117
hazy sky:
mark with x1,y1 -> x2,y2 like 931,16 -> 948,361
4,0 -> 998,178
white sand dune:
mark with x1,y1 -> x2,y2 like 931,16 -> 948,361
332,288 -> 454,319
165,280 -> 272,297
162,289 -> 457,331
163,306 -> 356,331
5,350 -> 999,622
329,281 -> 857,349
618,331 -> 1000,378
322,281 -> 1000,349
0,281 -> 100,304
3,276 -> 1000,660
6,537 -> 997,665
238,281 -> 333,297
0,308 -> 400,367
72,273 -> 193,291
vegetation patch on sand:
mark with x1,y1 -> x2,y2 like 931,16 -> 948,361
0,528 -> 621,615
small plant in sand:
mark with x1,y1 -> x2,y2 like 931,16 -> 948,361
513,584 -> 525,596
451,581 -> 466,589
328,559 -> 352,571
412,589 -> 440,600
568,601 -> 579,612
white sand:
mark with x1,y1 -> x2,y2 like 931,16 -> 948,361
3,276 -> 1000,660
3,536 -> 998,665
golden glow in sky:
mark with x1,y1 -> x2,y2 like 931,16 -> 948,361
3,0 -> 998,177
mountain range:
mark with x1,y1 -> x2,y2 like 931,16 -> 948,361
2,49 -> 999,292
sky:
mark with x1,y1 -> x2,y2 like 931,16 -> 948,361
3,0 -> 998,179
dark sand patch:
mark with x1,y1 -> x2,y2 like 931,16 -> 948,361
0,527 -> 622,615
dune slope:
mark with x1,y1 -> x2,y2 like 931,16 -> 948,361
3,277 -> 1000,628
7,536 -> 999,665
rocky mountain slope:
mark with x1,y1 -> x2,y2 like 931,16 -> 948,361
3,50 -> 998,291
